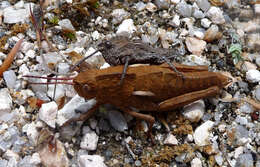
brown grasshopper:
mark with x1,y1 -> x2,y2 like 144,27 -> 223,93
25,63 -> 231,138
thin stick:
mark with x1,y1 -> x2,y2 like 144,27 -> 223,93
0,38 -> 24,77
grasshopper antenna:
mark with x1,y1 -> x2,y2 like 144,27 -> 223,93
70,50 -> 99,71
23,75 -> 74,85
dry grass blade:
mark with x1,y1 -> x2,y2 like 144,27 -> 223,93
0,38 -> 23,77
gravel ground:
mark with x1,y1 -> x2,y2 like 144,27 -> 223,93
0,0 -> 260,167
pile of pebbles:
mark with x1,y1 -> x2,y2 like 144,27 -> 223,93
0,0 -> 259,166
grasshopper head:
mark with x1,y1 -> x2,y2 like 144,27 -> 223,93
97,40 -> 113,52
73,72 -> 97,99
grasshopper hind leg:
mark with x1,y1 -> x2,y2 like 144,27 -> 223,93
161,56 -> 185,79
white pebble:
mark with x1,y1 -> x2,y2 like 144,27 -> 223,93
201,18 -> 211,28
183,100 -> 205,122
3,70 -> 17,89
39,101 -> 58,128
164,133 -> 178,145
30,153 -> 41,165
191,158 -> 202,167
193,121 -> 214,146
116,19 -> 137,35
80,130 -> 99,151
58,19 -> 75,31
246,70 -> 260,83
25,50 -> 36,59
78,155 -> 107,167
3,7 -> 28,24
206,7 -> 225,24
22,122 -> 39,146
0,88 -> 12,113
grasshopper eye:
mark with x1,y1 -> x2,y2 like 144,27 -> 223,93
104,41 -> 112,49
83,84 -> 91,91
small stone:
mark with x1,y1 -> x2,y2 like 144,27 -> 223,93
164,133 -> 178,145
84,47 -> 105,68
201,18 -> 211,28
38,139 -> 69,167
171,0 -> 180,4
204,24 -> 222,42
30,153 -> 41,165
22,122 -> 38,146
196,0 -> 211,12
20,41 -> 34,54
169,14 -> 180,27
255,4 -> 260,15
193,9 -> 205,19
15,0 -> 24,9
246,70 -> 260,83
39,101 -> 58,128
135,2 -> 146,11
0,88 -> 12,113
206,7 -> 225,24
146,2 -> 157,12
116,19 -> 136,35
108,110 -> 128,132
111,9 -> 130,24
186,134 -> 194,142
239,103 -> 254,114
135,160 -> 142,166
78,155 -> 106,167
176,1 -> 192,17
154,0 -> 170,9
183,100 -> 205,122
185,37 -> 206,55
57,96 -> 97,126
235,153 -> 254,167
241,61 -> 257,72
25,49 -> 36,59
92,31 -> 100,41
235,116 -> 248,126
3,150 -> 20,161
3,7 -> 28,24
3,70 -> 16,89
234,146 -> 244,159
191,158 -> 202,167
89,118 -> 98,130
256,56 -> 260,67
58,19 -> 75,31
58,63 -> 70,74
255,87 -> 260,101
193,29 -> 205,39
80,129 -> 99,151
214,153 -> 224,166
218,124 -> 226,133
193,121 -> 214,146
185,54 -> 210,66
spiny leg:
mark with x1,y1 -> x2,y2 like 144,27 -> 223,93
162,56 -> 184,78
63,103 -> 100,126
119,56 -> 130,85
159,86 -> 220,111
124,108 -> 155,143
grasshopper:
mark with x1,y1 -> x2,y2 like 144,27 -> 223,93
71,36 -> 185,84
26,63 -> 231,139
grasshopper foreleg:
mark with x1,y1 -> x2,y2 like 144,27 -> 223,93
119,56 -> 130,85
161,56 -> 184,79
124,108 -> 155,143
